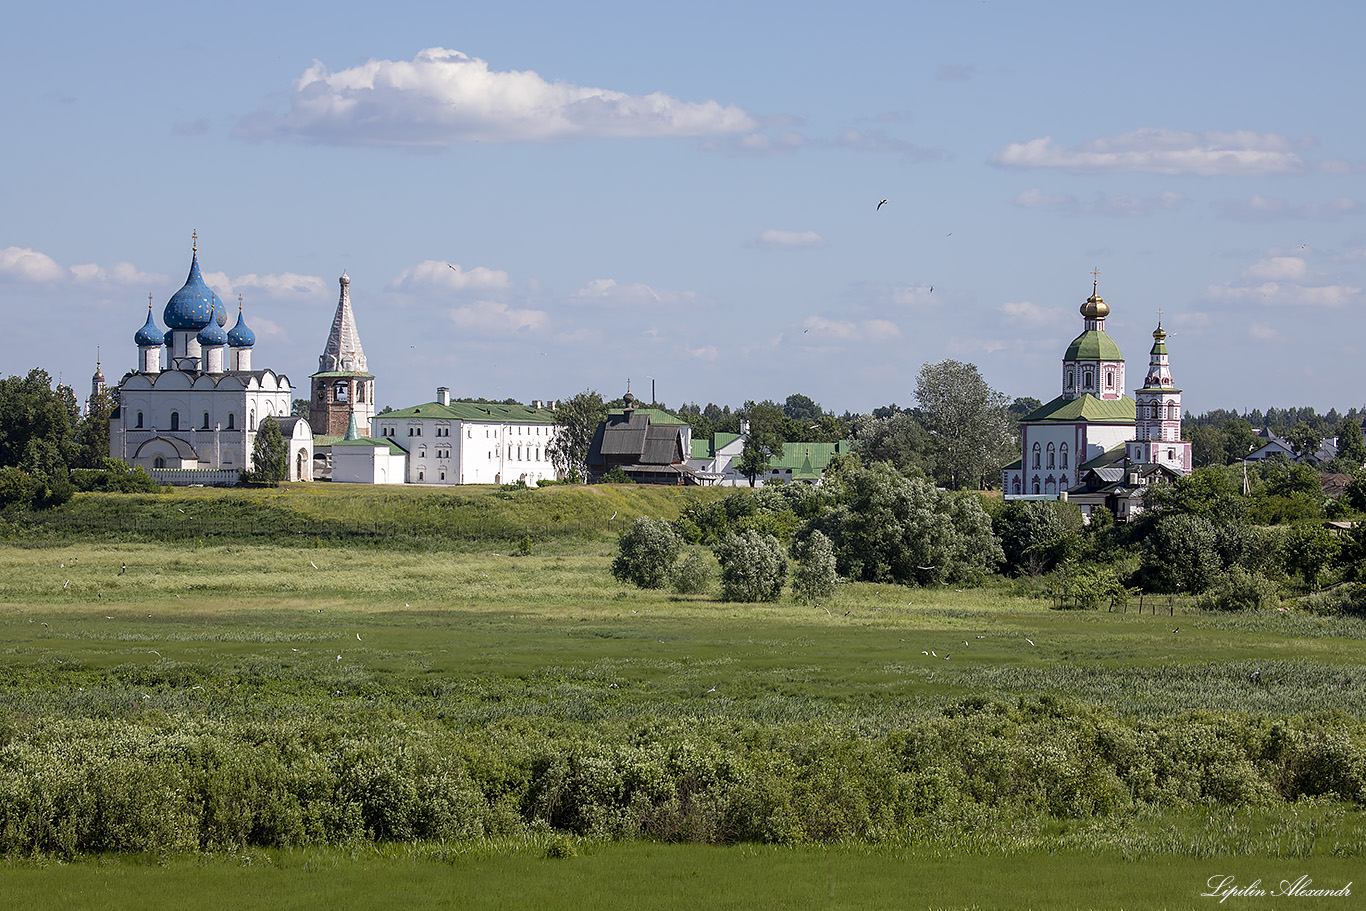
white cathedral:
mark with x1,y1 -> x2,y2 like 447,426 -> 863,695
109,238 -> 313,482
1003,278 -> 1192,518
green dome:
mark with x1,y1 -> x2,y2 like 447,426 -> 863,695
1064,329 -> 1124,362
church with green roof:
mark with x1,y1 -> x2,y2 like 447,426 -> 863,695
1005,281 -> 1185,502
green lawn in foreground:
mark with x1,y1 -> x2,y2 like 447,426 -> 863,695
2,536 -> 1365,910
4,841 -> 1360,911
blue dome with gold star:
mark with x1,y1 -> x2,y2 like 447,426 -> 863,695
197,318 -> 228,347
134,306 -> 164,347
227,307 -> 256,348
163,248 -> 220,331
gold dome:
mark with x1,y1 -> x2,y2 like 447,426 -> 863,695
1080,279 -> 1110,319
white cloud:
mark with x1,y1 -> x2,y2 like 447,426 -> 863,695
0,247 -> 65,282
1249,323 -> 1277,340
231,273 -> 329,297
1000,301 -> 1062,326
1014,188 -> 1187,217
69,261 -> 168,286
750,229 -> 827,250
801,315 -> 901,341
448,300 -> 547,334
684,344 -> 718,361
1213,194 -> 1362,222
993,128 -> 1307,176
1245,256 -> 1307,281
699,130 -> 806,157
571,278 -> 699,308
236,47 -> 757,147
391,260 -> 512,294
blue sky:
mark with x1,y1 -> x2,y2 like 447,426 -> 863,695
3,0 -> 1364,416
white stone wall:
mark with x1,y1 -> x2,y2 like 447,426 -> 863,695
370,417 -> 558,485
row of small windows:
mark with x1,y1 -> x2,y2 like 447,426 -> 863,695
1030,442 -> 1069,470
1065,368 -> 1116,391
1009,476 -> 1070,496
1142,403 -> 1179,420
381,423 -> 552,440
134,410 -> 255,431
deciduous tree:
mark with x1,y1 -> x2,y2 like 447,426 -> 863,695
913,360 -> 1013,490
548,390 -> 607,482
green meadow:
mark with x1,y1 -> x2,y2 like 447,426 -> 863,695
2,484 -> 1365,909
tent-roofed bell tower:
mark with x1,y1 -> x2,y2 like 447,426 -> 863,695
310,272 -> 375,437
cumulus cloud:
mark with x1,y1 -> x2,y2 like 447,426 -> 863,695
1249,323 -> 1277,340
0,247 -> 67,282
200,270 -> 327,301
1245,256 -> 1307,282
69,261 -> 169,286
993,128 -> 1307,176
448,300 -> 547,334
1213,194 -> 1362,222
390,260 -> 512,294
684,344 -> 718,360
1000,301 -> 1063,326
749,229 -> 827,250
235,47 -> 757,147
801,315 -> 901,341
571,278 -> 699,308
1014,188 -> 1188,217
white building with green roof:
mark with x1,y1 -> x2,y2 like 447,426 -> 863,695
1004,281 -> 1137,498
369,388 -> 558,485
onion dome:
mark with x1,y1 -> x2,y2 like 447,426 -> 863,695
163,246 -> 220,331
227,305 -> 256,348
1080,285 -> 1111,319
197,318 -> 228,347
134,305 -> 164,347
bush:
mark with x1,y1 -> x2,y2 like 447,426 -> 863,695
600,466 -> 633,484
671,550 -> 712,595
611,517 -> 681,589
1197,566 -> 1281,611
713,530 -> 787,602
792,530 -> 837,603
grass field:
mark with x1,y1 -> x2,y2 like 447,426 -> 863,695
3,487 -> 1366,909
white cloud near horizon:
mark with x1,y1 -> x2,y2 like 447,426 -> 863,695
2,246 -> 170,287
1212,194 -> 1362,222
1014,188 -> 1187,217
448,300 -> 547,334
235,47 -> 757,147
1207,253 -> 1360,308
750,229 -> 827,250
571,278 -> 700,308
993,128 -> 1307,176
802,315 -> 902,341
390,260 -> 512,294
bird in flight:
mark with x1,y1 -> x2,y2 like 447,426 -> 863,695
877,199 -> 888,211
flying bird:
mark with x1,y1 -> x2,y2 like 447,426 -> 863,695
1025,637 -> 1035,646
877,199 -> 888,211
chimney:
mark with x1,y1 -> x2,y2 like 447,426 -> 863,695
532,399 -> 542,409
437,387 -> 450,406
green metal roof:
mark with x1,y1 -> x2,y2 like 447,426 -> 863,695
310,371 -> 376,379
1021,394 -> 1136,424
1063,330 -> 1124,362
609,407 -> 687,424
333,437 -> 408,456
382,401 -> 556,423
1079,443 -> 1128,471
769,440 -> 851,472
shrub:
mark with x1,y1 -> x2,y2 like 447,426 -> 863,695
611,517 -> 681,589
672,550 -> 712,595
1197,566 -> 1281,611
600,466 -> 633,484
713,530 -> 787,602
792,530 -> 837,603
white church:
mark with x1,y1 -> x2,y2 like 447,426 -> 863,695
109,237 -> 313,483
1003,277 -> 1192,517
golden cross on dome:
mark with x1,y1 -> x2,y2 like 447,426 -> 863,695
192,230 -> 198,252
1090,267 -> 1101,294
147,292 -> 153,310
238,293 -> 244,311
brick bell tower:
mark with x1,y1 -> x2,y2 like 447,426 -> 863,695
310,272 -> 375,437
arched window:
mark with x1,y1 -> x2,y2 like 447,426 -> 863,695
1012,477 -> 1021,495
1047,443 -> 1056,469
136,411 -> 144,429
334,381 -> 349,403
1032,443 -> 1041,469
1168,403 -> 1177,419
227,413 -> 235,429
1066,369 -> 1074,389
1106,370 -> 1114,388
154,456 -> 166,469
249,410 -> 256,430
1032,478 -> 1040,495
202,412 -> 210,429
170,411 -> 180,431
1083,370 -> 1094,390
1060,443 -> 1069,469
1045,477 -> 1056,495
357,384 -> 366,404
1167,448 -> 1176,461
